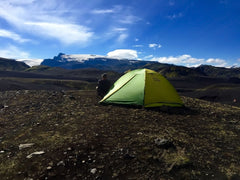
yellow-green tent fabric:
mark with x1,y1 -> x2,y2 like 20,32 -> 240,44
100,68 -> 183,107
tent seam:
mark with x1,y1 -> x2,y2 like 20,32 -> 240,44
143,69 -> 146,106
100,74 -> 137,102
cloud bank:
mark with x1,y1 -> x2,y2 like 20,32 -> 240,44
0,0 -> 94,45
0,45 -> 30,59
24,22 -> 93,45
149,43 -> 162,49
150,54 -> 227,67
107,49 -> 138,59
0,29 -> 30,43
107,50 -> 229,67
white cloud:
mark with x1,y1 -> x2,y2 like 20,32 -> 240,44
101,5 -> 141,24
0,4 -> 24,27
91,5 -> 122,15
206,58 -> 227,67
0,29 -> 30,43
107,49 -> 138,59
24,22 -> 93,45
91,9 -> 115,14
109,27 -> 128,43
0,0 -> 94,45
150,54 -> 228,67
151,54 -> 204,66
144,55 -> 154,59
0,45 -> 29,59
119,15 -> 141,24
7,0 -> 35,5
117,33 -> 128,43
149,43 -> 162,49
149,44 -> 156,48
113,28 -> 127,32
0,1 -> 141,47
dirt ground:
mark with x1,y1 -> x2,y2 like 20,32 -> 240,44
0,90 -> 240,179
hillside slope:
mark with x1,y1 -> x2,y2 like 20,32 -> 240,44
0,90 -> 239,179
0,66 -> 121,91
0,57 -> 29,71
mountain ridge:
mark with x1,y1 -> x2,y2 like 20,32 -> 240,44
1,54 -> 240,80
40,53 -> 240,79
41,53 -> 159,72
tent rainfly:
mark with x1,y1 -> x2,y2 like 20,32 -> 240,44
100,68 -> 183,107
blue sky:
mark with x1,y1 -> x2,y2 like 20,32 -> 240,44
0,0 -> 240,67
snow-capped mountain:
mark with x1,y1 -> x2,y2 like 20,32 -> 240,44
41,53 -> 157,72
55,53 -> 106,62
16,59 -> 43,67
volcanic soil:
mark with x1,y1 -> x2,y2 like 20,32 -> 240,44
0,90 -> 240,179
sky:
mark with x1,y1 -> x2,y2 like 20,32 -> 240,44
0,0 -> 240,67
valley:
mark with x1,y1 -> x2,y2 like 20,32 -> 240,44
0,56 -> 240,179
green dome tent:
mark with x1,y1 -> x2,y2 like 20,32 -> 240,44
100,68 -> 183,107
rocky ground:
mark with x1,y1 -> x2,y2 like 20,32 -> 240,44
0,90 -> 240,179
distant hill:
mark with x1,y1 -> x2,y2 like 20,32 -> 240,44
0,64 -> 121,91
143,63 -> 240,79
143,63 -> 205,78
195,65 -> 240,78
0,57 -> 29,71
